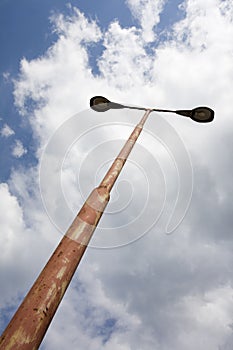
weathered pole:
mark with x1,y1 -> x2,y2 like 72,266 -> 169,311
0,109 -> 152,350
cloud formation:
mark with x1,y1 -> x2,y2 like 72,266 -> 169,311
11,139 -> 27,158
0,124 -> 15,138
1,1 -> 233,349
126,0 -> 166,42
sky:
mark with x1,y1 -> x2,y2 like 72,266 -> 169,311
0,0 -> 233,349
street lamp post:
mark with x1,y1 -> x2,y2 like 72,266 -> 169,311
0,97 -> 214,349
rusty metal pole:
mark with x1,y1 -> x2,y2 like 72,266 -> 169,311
0,109 -> 152,350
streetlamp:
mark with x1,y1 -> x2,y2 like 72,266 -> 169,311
90,96 -> 214,123
0,97 -> 214,350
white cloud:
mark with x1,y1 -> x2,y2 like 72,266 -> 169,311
14,8 -> 102,145
0,182 -> 54,302
126,0 -> 166,42
0,124 -> 15,138
98,22 -> 153,89
1,1 -> 233,349
2,71 -> 10,81
11,139 -> 27,158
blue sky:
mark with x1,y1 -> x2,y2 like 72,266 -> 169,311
1,1 -> 233,349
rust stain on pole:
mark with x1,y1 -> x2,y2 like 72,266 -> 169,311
0,109 -> 152,350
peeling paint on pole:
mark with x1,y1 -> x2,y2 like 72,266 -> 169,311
0,110 -> 151,350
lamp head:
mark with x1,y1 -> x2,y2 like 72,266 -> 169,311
90,96 -> 111,112
176,107 -> 214,123
90,96 -> 125,112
